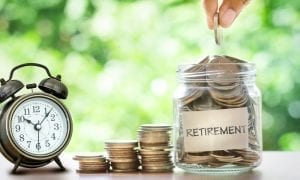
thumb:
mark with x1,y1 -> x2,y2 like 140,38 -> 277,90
202,0 -> 219,30
219,0 -> 250,28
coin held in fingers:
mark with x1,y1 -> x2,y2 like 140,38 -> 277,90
214,13 -> 222,46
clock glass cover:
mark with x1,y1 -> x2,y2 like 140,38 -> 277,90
10,97 -> 69,156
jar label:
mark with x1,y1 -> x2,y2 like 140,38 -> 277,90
182,107 -> 249,152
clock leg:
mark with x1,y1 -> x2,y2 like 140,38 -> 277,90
54,156 -> 65,171
11,156 -> 22,174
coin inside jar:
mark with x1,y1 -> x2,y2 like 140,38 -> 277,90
207,56 -> 240,86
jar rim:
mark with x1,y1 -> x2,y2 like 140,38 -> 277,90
176,63 -> 256,83
177,62 -> 256,69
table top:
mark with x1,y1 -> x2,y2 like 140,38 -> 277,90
0,151 -> 299,180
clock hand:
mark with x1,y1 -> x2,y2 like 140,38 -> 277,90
37,121 -> 40,152
40,108 -> 53,125
23,117 -> 36,126
35,121 -> 41,151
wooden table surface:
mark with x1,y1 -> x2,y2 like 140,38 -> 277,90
0,151 -> 299,180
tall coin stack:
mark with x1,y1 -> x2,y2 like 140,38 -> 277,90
73,154 -> 108,173
105,140 -> 140,173
138,124 -> 174,173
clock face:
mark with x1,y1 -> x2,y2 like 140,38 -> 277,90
10,97 -> 70,156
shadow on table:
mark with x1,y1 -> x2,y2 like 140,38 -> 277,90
9,167 -> 67,176
175,170 -> 262,180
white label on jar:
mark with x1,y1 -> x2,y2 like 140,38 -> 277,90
182,108 -> 248,152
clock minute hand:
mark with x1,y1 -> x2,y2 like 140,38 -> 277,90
37,120 -> 40,152
40,108 -> 53,125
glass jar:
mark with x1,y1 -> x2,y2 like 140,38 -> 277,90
173,55 -> 262,174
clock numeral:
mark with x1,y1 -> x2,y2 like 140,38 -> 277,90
24,108 -> 30,115
36,143 -> 41,150
27,141 -> 31,148
54,123 -> 59,130
50,114 -> 55,121
19,134 -> 24,142
45,140 -> 50,147
15,125 -> 21,132
51,133 -> 56,140
33,106 -> 40,113
17,116 -> 24,123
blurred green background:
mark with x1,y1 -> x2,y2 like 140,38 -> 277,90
0,0 -> 299,151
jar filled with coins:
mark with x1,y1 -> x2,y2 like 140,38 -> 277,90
173,55 -> 262,174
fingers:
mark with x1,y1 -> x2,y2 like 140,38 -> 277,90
219,0 -> 250,28
202,0 -> 251,29
202,0 -> 218,30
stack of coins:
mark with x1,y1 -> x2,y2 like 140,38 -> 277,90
73,154 -> 108,173
176,55 -> 261,168
138,124 -> 174,173
105,140 -> 140,173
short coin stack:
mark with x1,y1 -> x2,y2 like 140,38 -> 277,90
73,154 -> 108,173
105,140 -> 140,173
138,124 -> 174,173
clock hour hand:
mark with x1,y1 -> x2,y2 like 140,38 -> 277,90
40,108 -> 53,125
23,117 -> 36,126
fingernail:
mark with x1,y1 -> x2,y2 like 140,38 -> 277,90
221,9 -> 237,27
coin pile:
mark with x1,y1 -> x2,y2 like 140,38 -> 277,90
73,154 -> 108,173
138,124 -> 174,173
105,140 -> 140,173
181,150 -> 260,167
176,55 -> 261,168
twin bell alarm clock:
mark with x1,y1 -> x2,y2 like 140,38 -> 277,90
0,63 -> 72,173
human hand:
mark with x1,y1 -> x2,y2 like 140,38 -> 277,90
202,0 -> 251,29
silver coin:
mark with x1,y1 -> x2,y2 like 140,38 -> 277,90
213,13 -> 222,45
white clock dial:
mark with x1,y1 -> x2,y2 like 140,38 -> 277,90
10,97 -> 69,156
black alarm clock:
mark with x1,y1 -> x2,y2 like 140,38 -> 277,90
0,63 -> 72,174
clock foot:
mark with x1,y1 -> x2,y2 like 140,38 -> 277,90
54,157 -> 65,171
11,156 -> 22,174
